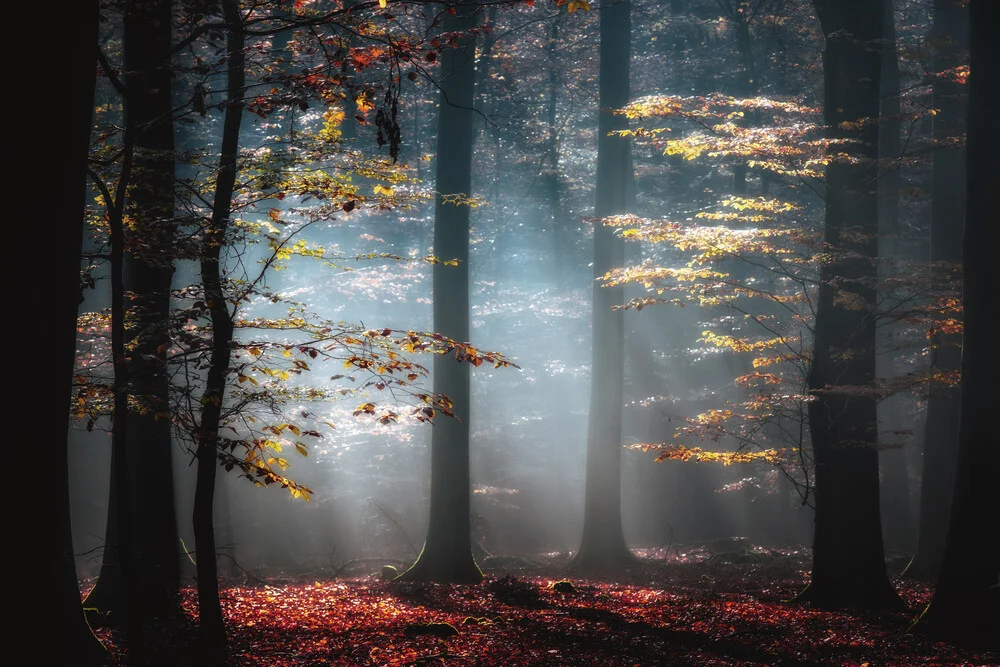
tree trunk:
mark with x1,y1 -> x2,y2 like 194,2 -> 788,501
124,0 -> 181,615
193,1 -> 245,659
86,0 -> 181,622
44,2 -> 109,664
544,17 -> 568,279
109,126 -> 145,660
731,5 -> 757,195
340,0 -> 359,142
905,0 -> 968,582
571,0 -> 638,575
876,0 -> 916,557
918,0 -> 1000,647
799,0 -> 902,610
398,0 -> 483,584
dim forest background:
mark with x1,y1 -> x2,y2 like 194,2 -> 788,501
38,0 -> 998,665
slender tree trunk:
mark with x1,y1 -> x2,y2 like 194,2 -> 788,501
340,0 -> 359,142
193,0 -> 245,659
45,2 -> 109,663
109,133 -> 145,660
918,0 -> 1000,647
398,0 -> 482,584
799,0 -> 902,610
731,6 -> 757,195
411,74 -> 423,181
545,17 -> 565,268
905,0 -> 968,582
876,0 -> 916,557
571,0 -> 638,575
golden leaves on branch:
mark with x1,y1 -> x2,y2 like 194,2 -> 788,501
626,443 -> 781,466
699,331 -> 797,354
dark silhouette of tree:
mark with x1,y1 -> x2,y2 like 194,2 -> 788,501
905,0 -> 968,582
876,0 -> 916,557
86,0 -> 181,625
571,0 -> 640,575
918,0 -> 1000,647
798,0 -> 903,610
41,1 -> 111,664
399,0 -> 483,584
192,0 -> 245,659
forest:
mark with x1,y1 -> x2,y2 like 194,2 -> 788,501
41,0 -> 998,665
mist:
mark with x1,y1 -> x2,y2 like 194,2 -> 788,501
51,0 -> 997,664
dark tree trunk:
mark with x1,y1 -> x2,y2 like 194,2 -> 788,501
124,2 -> 181,615
86,0 -> 181,622
571,0 -> 638,575
918,0 -> 1000,647
905,0 -> 968,582
876,0 -> 916,557
730,3 -> 757,195
544,17 -> 568,278
799,0 -> 902,610
109,125 -> 145,660
193,0 -> 245,659
43,2 -> 110,664
399,0 -> 482,584
340,0 -> 359,141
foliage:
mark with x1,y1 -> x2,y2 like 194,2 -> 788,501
77,0 -> 518,502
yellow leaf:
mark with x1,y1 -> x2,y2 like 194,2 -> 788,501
378,0 -> 386,6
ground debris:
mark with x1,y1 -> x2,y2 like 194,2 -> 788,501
85,553 -> 998,667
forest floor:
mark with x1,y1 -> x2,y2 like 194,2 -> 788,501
87,545 -> 999,666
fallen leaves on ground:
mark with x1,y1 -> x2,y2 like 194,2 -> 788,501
89,553 -> 996,666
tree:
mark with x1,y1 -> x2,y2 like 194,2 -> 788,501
41,1 -> 111,664
192,0 -> 246,658
918,0 -> 1000,647
571,0 -> 639,574
85,0 -> 181,625
798,0 -> 902,610
904,0 -> 968,581
399,0 -> 483,584
876,0 -> 916,557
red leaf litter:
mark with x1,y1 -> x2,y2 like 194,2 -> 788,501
87,554 -> 998,666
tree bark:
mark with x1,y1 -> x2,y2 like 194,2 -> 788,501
544,16 -> 568,278
728,0 -> 757,194
876,0 -> 916,557
43,2 -> 110,663
571,0 -> 639,575
399,0 -> 483,584
905,0 -> 968,582
918,0 -> 1000,647
193,0 -> 245,659
799,0 -> 902,610
86,0 -> 181,622
109,119 -> 144,660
